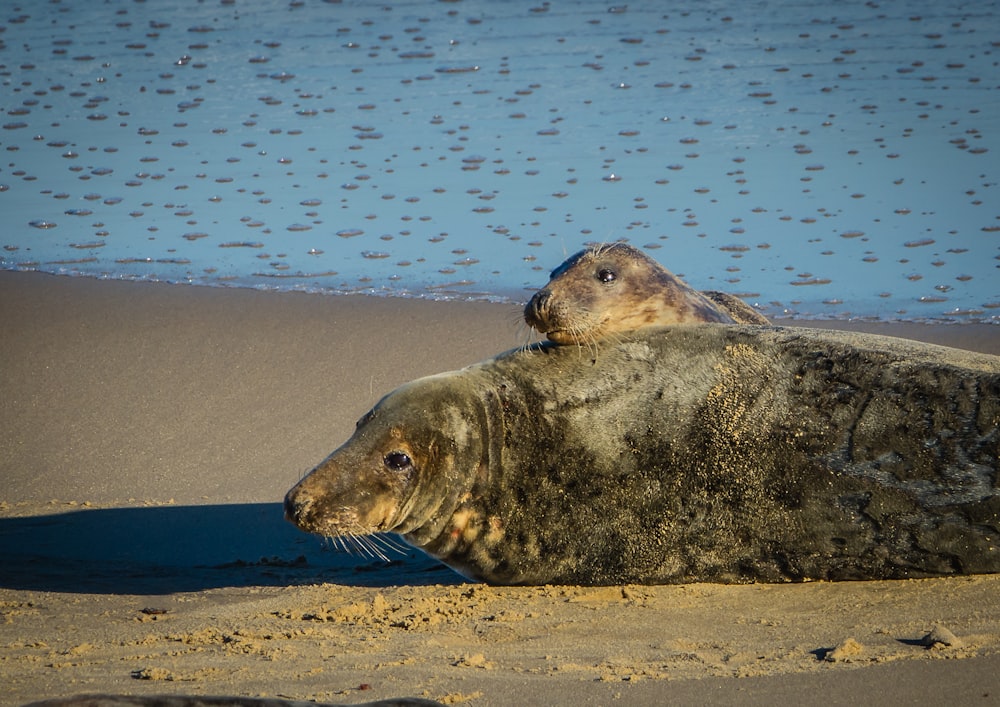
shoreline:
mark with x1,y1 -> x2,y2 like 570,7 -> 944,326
2,270 -> 999,705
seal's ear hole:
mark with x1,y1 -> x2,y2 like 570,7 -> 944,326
383,451 -> 413,472
597,267 -> 617,284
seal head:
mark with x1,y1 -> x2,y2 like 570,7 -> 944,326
285,373 -> 489,542
284,371 -> 507,580
524,243 -> 767,344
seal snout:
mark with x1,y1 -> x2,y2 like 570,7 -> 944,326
283,486 -> 311,525
524,288 -> 552,331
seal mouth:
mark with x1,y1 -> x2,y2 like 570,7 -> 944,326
545,320 -> 610,346
293,503 -> 408,563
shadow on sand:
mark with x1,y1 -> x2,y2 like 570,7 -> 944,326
0,503 -> 463,594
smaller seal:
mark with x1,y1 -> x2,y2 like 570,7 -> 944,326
524,243 -> 768,344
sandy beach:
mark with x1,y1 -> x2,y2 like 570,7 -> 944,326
2,270 -> 999,706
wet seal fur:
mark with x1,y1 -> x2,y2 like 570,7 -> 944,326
286,326 -> 1000,586
524,243 -> 768,344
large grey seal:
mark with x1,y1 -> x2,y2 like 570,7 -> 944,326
524,243 -> 769,345
285,326 -> 1000,586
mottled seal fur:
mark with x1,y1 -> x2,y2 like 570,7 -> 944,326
285,326 -> 1000,586
524,243 -> 768,345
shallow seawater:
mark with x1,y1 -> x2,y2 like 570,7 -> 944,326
1,0 -> 997,322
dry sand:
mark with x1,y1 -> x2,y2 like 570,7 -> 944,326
1,270 -> 999,706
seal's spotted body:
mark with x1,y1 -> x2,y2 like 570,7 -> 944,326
285,326 -> 1000,586
524,243 -> 768,345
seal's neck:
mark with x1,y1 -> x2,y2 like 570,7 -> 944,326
397,381 -> 502,549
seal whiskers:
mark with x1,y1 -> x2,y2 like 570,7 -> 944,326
326,528 -> 407,563
509,307 -> 540,350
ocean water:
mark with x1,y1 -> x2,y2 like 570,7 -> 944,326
1,0 -> 997,322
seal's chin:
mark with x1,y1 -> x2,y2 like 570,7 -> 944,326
546,329 -> 575,344
297,508 -> 386,538
547,326 -> 604,345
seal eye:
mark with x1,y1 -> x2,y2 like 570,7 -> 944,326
597,267 -> 617,284
383,451 -> 413,472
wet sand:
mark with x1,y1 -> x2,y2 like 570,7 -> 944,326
2,270 -> 999,705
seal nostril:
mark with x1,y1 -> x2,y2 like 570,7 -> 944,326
284,491 -> 303,522
525,289 -> 550,321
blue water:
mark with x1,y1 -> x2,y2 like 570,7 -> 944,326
1,0 -> 998,321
